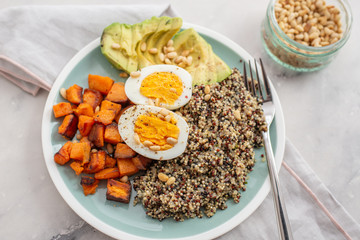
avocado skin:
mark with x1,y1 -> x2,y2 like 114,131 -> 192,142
172,28 -> 232,85
100,16 -> 182,73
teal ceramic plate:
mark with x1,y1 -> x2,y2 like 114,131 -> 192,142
42,23 -> 285,240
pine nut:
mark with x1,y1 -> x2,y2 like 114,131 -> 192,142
158,173 -> 169,182
167,47 -> 175,52
167,39 -> 173,47
130,71 -> 141,78
60,88 -> 67,99
159,108 -> 169,116
159,53 -> 165,62
149,145 -> 161,151
120,176 -> 128,183
167,51 -> 177,59
95,106 -> 100,113
166,177 -> 176,185
148,98 -> 154,106
204,85 -> 211,94
234,110 -> 241,120
76,133 -> 82,140
155,98 -> 160,106
166,137 -> 178,145
178,62 -> 186,68
165,115 -> 172,122
148,48 -> 158,54
91,149 -> 98,153
164,58 -> 172,64
107,143 -> 114,154
134,133 -> 141,145
143,140 -> 153,147
186,56 -> 193,65
119,72 -> 129,78
111,43 -> 121,49
181,50 -> 190,56
204,94 -> 211,101
140,42 -> 146,52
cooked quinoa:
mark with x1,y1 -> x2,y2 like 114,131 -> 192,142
133,68 -> 267,221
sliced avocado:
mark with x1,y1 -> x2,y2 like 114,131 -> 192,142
101,16 -> 182,73
172,28 -> 232,85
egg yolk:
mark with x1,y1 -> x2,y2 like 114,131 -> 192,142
140,72 -> 183,104
134,114 -> 179,150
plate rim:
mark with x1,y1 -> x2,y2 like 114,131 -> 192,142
41,22 -> 286,240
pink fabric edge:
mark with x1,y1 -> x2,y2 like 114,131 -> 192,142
282,161 -> 352,240
0,55 -> 51,93
0,71 -> 39,96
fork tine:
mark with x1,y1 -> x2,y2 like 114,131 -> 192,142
243,62 -> 250,91
259,58 -> 272,102
248,60 -> 256,97
254,60 -> 264,102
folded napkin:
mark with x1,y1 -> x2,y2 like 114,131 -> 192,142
2,5 -> 359,240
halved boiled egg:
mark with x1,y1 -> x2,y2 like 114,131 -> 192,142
118,105 -> 189,160
124,65 -> 192,110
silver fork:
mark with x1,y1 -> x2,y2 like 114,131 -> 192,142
243,59 -> 293,240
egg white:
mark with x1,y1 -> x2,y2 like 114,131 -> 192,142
118,105 -> 189,160
124,65 -> 192,110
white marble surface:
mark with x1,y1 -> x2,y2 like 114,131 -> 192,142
1,0 -> 359,239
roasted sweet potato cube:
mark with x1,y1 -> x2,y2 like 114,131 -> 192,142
80,176 -> 99,196
100,100 -> 121,116
105,154 -> 117,168
104,122 -> 122,144
94,167 -> 120,179
70,161 -> 84,175
139,155 -> 152,169
66,84 -> 83,104
78,115 -> 95,137
114,104 -> 134,123
54,141 -> 73,165
53,102 -> 73,118
114,143 -> 137,159
94,109 -> 116,125
106,179 -> 131,203
83,150 -> 106,173
73,103 -> 94,117
70,142 -> 91,164
105,82 -> 128,104
88,123 -> 105,148
58,114 -> 78,139
131,156 -> 145,171
83,88 -> 103,110
80,136 -> 94,148
117,158 -> 139,177
88,74 -> 114,95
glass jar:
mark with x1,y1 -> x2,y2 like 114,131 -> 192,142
261,0 -> 353,72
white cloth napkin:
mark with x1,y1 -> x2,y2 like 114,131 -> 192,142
1,5 -> 359,240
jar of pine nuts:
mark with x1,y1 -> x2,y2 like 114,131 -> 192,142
261,0 -> 352,72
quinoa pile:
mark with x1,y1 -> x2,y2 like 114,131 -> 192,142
133,68 -> 267,221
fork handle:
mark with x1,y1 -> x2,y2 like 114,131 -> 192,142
262,130 -> 293,240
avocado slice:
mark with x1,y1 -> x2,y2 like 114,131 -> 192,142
101,16 -> 182,73
172,28 -> 232,85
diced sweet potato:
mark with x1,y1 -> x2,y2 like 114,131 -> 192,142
139,155 -> 152,169
69,142 -> 91,164
83,150 -> 106,173
106,179 -> 131,203
80,136 -> 94,148
94,109 -> 116,125
105,154 -> 117,168
70,161 -> 84,175
78,115 -> 95,137
58,114 -> 78,139
94,167 -> 120,179
117,158 -> 139,177
104,122 -> 122,144
101,100 -> 121,116
88,123 -> 105,148
83,88 -> 103,110
73,103 -> 94,117
54,141 -> 73,165
105,82 -> 128,104
88,74 -> 114,95
114,143 -> 137,159
80,176 -> 99,196
66,84 -> 83,105
53,102 -> 73,118
114,104 -> 134,123
131,156 -> 145,171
